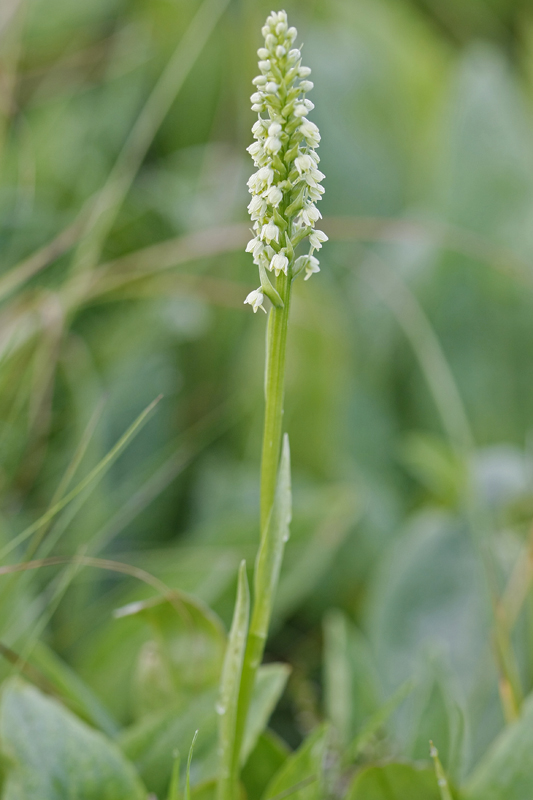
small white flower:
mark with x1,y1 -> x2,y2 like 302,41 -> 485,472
300,204 -> 322,226
268,122 -> 282,136
244,288 -> 267,314
303,99 -> 315,110
250,92 -> 263,104
294,104 -> 309,117
257,47 -> 269,59
294,154 -> 313,174
298,66 -> 311,77
305,167 -> 326,188
265,82 -> 279,94
247,141 -> 263,159
262,222 -> 280,243
258,60 -> 271,71
287,26 -> 297,40
252,75 -> 267,86
299,119 -> 321,146
276,45 -> 286,57
265,136 -> 282,154
308,184 -> 325,202
304,255 -> 320,280
299,80 -> 314,92
266,186 -> 283,206
251,104 -> 264,112
245,237 -> 265,259
247,195 -> 267,219
309,229 -> 328,249
248,166 -> 274,192
252,119 -> 267,135
288,48 -> 300,61
271,252 -> 289,276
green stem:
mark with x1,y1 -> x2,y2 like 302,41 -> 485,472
260,270 -> 292,533
231,268 -> 292,785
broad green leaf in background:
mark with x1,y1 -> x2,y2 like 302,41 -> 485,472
30,640 -> 119,737
0,679 -> 146,800
242,731 -> 290,800
461,691 -> 533,800
119,663 -> 289,798
115,588 -> 226,715
398,432 -> 467,508
241,663 -> 291,764
346,763 -> 441,800
323,608 -> 380,748
119,688 -> 218,798
261,724 -> 330,800
365,508 -> 494,766
346,680 -> 413,763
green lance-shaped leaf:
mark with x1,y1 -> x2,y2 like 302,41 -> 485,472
430,742 -> 453,800
186,731 -> 199,800
234,434 -> 292,769
167,751 -> 181,800
261,724 -> 329,800
217,560 -> 250,800
0,679 -> 147,800
461,690 -> 533,800
241,663 -> 291,764
346,763 -> 442,800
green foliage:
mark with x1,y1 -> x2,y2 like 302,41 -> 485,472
2,0 -> 533,797
461,692 -> 533,800
346,763 -> 441,800
0,680 -> 146,800
261,725 -> 329,800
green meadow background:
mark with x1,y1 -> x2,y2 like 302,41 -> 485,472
2,0 -> 533,792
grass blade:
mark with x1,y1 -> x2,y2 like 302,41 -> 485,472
0,395 -> 161,560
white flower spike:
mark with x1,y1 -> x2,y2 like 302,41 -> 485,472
244,10 -> 326,312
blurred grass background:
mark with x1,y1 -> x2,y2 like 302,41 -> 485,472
2,0 -> 533,779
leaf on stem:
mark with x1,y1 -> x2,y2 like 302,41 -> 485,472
217,560 -> 250,800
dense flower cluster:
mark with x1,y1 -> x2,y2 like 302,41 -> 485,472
244,10 -> 326,313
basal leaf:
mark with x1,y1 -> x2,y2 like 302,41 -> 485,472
119,662 -> 287,798
242,731 -> 289,800
241,663 -> 291,764
461,692 -> 533,800
0,679 -> 146,800
115,588 -> 226,715
346,763 -> 441,800
261,724 -> 329,800
119,688 -> 218,798
323,608 -> 380,747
